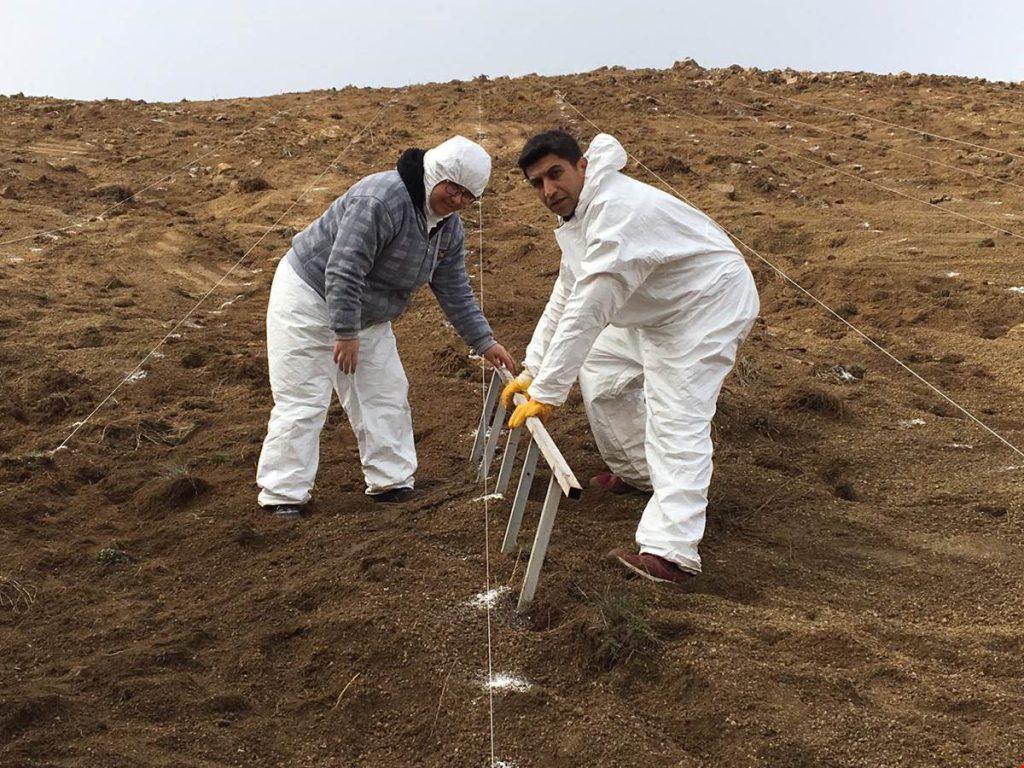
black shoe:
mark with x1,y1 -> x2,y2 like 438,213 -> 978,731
262,503 -> 307,519
369,487 -> 417,504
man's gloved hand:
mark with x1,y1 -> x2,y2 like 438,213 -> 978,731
500,372 -> 533,409
508,397 -> 553,429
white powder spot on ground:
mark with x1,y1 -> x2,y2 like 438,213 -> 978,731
898,418 -> 926,428
1009,286 -> 1024,294
472,492 -> 503,503
468,586 -> 510,609
127,370 -> 147,384
485,673 -> 532,693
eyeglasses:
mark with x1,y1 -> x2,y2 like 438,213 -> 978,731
445,180 -> 479,204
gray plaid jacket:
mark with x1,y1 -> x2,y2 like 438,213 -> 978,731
286,170 -> 494,353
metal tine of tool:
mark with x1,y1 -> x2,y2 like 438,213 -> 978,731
500,438 -> 539,554
470,369 -> 502,464
476,393 -> 508,482
517,475 -> 563,610
494,426 -> 523,495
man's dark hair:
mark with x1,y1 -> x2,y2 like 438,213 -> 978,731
517,130 -> 583,176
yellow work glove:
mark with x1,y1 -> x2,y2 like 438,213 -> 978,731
500,372 -> 533,409
508,398 -> 553,429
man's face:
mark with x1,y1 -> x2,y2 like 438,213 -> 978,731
524,153 -> 588,218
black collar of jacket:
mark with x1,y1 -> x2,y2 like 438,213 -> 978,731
397,147 -> 446,238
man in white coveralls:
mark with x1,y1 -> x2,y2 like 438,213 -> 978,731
257,136 -> 516,518
503,130 -> 759,584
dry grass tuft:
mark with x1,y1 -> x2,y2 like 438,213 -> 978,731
0,575 -> 37,614
575,589 -> 664,670
784,384 -> 849,420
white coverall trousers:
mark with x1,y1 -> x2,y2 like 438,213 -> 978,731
256,258 -> 417,506
577,266 -> 759,573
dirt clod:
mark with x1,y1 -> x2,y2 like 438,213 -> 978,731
237,175 -> 271,193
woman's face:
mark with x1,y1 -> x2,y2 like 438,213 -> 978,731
428,179 -> 477,216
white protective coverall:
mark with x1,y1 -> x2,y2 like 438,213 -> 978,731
257,262 -> 415,505
256,139 -> 491,506
525,134 -> 760,573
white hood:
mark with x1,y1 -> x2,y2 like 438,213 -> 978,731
423,135 -> 491,229
574,133 -> 627,217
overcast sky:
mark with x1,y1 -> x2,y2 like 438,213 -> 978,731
3,0 -> 1022,102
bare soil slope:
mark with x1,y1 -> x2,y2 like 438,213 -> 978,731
1,62 -> 1023,767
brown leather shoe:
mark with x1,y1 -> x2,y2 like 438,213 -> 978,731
590,472 -> 643,495
607,548 -> 694,585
